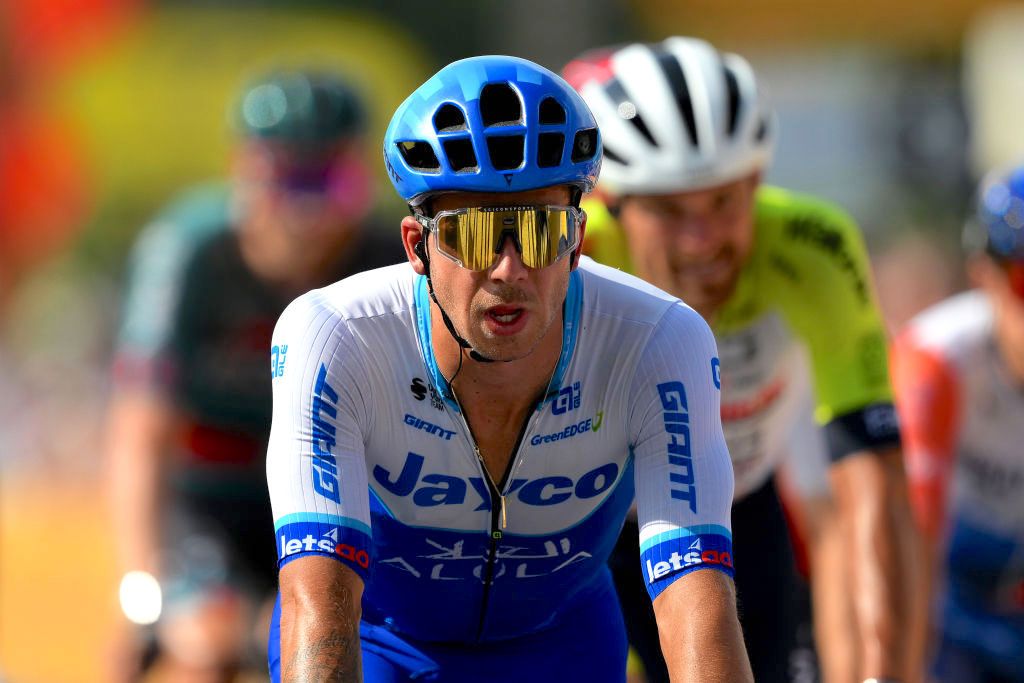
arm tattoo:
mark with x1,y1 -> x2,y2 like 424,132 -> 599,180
283,575 -> 363,682
285,627 -> 361,682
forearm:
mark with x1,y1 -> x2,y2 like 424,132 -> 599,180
805,498 -> 858,683
105,393 -> 169,574
280,560 -> 363,683
833,449 -> 919,680
654,570 -> 753,683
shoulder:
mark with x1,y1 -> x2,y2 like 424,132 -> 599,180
278,263 -> 418,332
128,183 -> 232,270
577,257 -> 711,340
578,257 -> 676,320
899,290 -> 992,365
755,185 -> 858,234
755,185 -> 866,268
753,185 -> 874,309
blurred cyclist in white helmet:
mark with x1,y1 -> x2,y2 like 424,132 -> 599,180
566,37 -> 924,683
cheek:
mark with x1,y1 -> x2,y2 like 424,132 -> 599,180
622,219 -> 670,263
536,268 -> 571,319
722,214 -> 755,257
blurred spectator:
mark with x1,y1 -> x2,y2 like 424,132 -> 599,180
103,68 -> 404,682
891,163 -> 1024,683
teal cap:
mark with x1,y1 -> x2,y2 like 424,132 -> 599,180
236,69 -> 366,148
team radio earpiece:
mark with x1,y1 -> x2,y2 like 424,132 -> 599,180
415,231 -> 495,364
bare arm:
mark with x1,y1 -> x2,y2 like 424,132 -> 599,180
653,569 -> 753,683
830,446 -> 924,682
801,495 -> 858,683
105,389 -> 175,577
279,556 -> 364,683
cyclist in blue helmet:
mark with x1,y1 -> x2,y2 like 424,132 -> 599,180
893,162 -> 1024,683
267,55 -> 752,681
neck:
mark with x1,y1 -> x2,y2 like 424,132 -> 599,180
238,220 -> 356,293
994,315 -> 1024,389
430,304 -> 563,412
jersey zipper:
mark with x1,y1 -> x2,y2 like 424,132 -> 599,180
448,393 -> 538,641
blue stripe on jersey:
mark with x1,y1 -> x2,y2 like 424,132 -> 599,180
641,532 -> 734,601
413,275 -> 460,412
369,485 -> 397,519
414,270 -> 584,415
276,520 -> 373,580
538,269 -> 583,411
639,524 -> 733,554
274,511 -> 371,536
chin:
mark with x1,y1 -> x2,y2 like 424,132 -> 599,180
475,333 -> 538,363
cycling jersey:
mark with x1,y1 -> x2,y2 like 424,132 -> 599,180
891,290 -> 1024,681
116,183 -> 401,499
267,257 -> 734,652
582,185 -> 900,499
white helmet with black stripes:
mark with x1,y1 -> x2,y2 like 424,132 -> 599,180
563,37 -> 775,196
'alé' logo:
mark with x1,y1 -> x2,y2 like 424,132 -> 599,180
552,381 -> 582,415
373,451 -> 619,509
271,345 -> 288,378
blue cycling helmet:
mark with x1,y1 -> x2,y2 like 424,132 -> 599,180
970,164 -> 1024,260
383,55 -> 601,205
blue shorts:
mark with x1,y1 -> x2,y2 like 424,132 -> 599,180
269,576 -> 627,682
931,600 -> 1024,683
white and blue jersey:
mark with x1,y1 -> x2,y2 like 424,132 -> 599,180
266,257 -> 734,653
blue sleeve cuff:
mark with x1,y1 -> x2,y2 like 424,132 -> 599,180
275,517 -> 373,582
641,531 -> 734,601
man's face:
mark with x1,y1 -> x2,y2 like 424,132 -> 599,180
617,173 -> 759,318
235,141 -> 373,245
974,254 -> 1024,366
406,186 -> 578,363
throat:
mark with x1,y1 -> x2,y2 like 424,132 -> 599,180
460,398 -> 536,485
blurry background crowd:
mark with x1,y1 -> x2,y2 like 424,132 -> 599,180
2,0 -> 1023,680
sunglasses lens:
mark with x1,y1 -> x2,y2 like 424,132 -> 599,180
433,207 -> 580,271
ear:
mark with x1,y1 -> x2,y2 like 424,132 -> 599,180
571,210 -> 587,271
591,187 -> 622,219
401,216 -> 428,275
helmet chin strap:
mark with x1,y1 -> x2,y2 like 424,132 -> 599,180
415,236 -> 496,364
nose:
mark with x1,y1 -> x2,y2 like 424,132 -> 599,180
489,234 -> 529,282
672,215 -> 720,257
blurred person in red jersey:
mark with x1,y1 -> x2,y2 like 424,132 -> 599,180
104,68 -> 404,683
892,163 -> 1024,683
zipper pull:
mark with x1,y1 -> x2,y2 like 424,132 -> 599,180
500,494 -> 508,529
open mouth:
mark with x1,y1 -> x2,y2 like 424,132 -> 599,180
484,305 -> 527,334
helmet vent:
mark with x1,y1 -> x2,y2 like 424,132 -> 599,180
443,138 -> 478,173
571,128 -> 598,163
397,140 -> 441,172
537,132 -> 565,168
722,63 -> 741,136
434,104 -> 467,133
539,97 -> 566,124
604,78 -> 657,148
755,117 -> 769,142
486,135 -> 525,170
653,50 -> 698,147
480,83 -> 523,127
